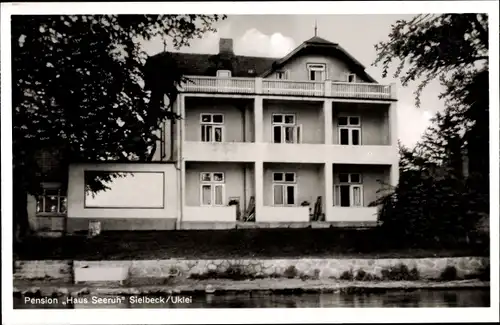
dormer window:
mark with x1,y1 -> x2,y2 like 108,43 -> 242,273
276,70 -> 289,80
307,63 -> 326,81
216,70 -> 231,78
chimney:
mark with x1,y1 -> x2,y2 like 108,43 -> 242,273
219,38 -> 234,55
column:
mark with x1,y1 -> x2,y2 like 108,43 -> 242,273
179,94 -> 186,144
254,97 -> 263,143
390,163 -> 399,188
389,100 -> 399,188
324,163 -> 333,221
254,161 -> 264,222
177,95 -> 186,228
389,102 -> 397,147
323,99 -> 333,145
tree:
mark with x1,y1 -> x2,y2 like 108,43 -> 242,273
12,15 -> 225,239
372,14 -> 489,245
373,13 -> 489,183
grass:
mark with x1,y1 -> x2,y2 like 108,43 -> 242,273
13,228 -> 489,261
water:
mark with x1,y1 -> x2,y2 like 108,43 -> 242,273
14,289 -> 490,308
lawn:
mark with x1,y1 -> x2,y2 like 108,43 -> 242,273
14,228 -> 489,261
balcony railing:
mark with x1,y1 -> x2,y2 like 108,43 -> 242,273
181,76 -> 396,99
262,79 -> 324,97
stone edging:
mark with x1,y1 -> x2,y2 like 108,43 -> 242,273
14,256 -> 489,282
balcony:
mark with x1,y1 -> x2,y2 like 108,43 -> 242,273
183,206 -> 237,222
183,141 -> 398,165
181,76 -> 396,100
325,206 -> 378,222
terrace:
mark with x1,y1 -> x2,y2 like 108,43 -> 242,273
181,76 -> 396,100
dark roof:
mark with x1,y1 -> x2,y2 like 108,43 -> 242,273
304,36 -> 338,46
147,51 -> 278,78
145,36 -> 377,83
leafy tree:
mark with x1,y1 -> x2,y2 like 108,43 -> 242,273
372,14 -> 489,245
374,13 -> 489,182
12,15 -> 225,239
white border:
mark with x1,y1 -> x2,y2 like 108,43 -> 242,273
2,1 -> 499,324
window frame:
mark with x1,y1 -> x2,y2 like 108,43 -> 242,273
338,115 -> 361,145
275,70 -> 289,80
272,172 -> 297,206
346,73 -> 357,83
216,70 -> 232,78
200,172 -> 226,207
200,113 -> 225,143
334,173 -> 363,207
36,184 -> 67,216
307,63 -> 327,81
271,113 -> 302,144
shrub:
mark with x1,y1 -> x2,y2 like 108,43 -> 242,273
339,270 -> 354,281
284,265 -> 298,279
188,270 -> 219,280
225,264 -> 248,280
355,269 -> 367,281
465,265 -> 490,281
381,264 -> 420,281
439,266 -> 458,281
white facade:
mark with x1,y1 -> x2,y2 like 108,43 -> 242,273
59,36 -> 399,232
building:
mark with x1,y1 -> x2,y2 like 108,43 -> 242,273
29,35 -> 399,234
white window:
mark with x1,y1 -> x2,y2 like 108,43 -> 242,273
216,70 -> 231,78
345,73 -> 356,83
200,113 -> 224,143
334,173 -> 363,207
272,114 -> 302,144
200,172 -> 225,206
338,116 -> 361,145
36,185 -> 67,215
307,63 -> 326,81
276,70 -> 289,80
272,172 -> 297,206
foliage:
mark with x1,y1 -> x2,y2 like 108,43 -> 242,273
372,14 -> 489,245
439,266 -> 458,281
339,270 -> 354,281
283,265 -> 299,279
380,264 -> 420,281
12,14 -> 225,236
374,14 -> 488,107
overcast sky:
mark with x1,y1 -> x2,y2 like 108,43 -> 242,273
142,14 -> 446,148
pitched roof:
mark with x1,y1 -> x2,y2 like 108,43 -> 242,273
304,36 -> 338,45
146,51 -> 278,78
260,36 -> 376,82
145,36 -> 377,83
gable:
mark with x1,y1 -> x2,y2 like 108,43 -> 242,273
261,36 -> 376,83
145,36 -> 377,84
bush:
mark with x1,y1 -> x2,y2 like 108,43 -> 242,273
355,269 -> 367,281
381,264 -> 420,281
225,264 -> 249,280
339,270 -> 354,281
439,266 -> 458,281
284,265 -> 298,279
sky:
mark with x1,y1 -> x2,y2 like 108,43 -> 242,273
142,14 -> 446,148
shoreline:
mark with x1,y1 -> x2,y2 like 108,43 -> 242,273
14,279 -> 490,297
